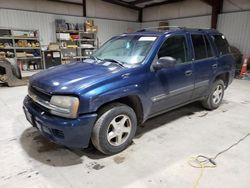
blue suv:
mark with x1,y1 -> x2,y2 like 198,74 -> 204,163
23,27 -> 235,154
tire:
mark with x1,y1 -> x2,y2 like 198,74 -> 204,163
202,79 -> 225,110
91,103 -> 137,155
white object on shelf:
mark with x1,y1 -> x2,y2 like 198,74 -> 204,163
80,44 -> 94,48
56,33 -> 70,40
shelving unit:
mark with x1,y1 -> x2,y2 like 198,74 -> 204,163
56,30 -> 97,64
0,28 -> 43,76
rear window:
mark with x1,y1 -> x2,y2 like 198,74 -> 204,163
191,34 -> 207,60
204,36 -> 213,57
212,34 -> 230,55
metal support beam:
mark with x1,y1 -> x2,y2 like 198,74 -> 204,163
211,0 -> 223,29
82,0 -> 86,17
138,8 -> 143,22
202,0 -> 223,29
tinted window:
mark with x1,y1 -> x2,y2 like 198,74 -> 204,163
158,35 -> 187,63
204,36 -> 213,57
191,34 -> 207,60
212,35 -> 230,55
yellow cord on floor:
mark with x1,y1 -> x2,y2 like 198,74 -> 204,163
188,133 -> 250,188
188,155 -> 216,188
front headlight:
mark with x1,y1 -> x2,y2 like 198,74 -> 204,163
50,95 -> 79,118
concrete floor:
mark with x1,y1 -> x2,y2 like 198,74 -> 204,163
0,79 -> 250,188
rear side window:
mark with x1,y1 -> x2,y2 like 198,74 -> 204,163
158,35 -> 187,64
212,35 -> 230,55
204,36 -> 213,57
191,35 -> 207,60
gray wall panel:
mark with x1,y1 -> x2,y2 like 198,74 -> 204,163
1,8 -> 250,55
0,9 -> 140,46
141,15 -> 211,29
218,11 -> 250,55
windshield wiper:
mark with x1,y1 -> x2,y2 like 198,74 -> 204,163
103,58 -> 125,67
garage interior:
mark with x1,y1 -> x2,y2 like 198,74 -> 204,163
0,0 -> 250,187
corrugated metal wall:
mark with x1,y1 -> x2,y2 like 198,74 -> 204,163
0,9 -> 140,46
141,15 -> 211,29
1,8 -> 250,55
218,11 -> 250,55
142,12 -> 250,55
143,0 -> 211,22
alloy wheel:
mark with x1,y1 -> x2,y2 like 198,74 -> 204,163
107,114 -> 132,146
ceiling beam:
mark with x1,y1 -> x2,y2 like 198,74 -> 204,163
144,0 -> 184,8
201,0 -> 212,6
48,0 -> 83,6
102,0 -> 140,10
130,0 -> 153,5
48,0 -> 87,17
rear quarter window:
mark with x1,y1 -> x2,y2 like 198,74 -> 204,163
211,34 -> 230,55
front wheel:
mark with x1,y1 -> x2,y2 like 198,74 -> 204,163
202,79 -> 225,110
91,103 -> 137,155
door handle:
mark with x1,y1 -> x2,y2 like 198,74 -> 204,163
212,64 -> 218,69
185,70 -> 192,76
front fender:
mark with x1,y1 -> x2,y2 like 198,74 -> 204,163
86,84 -> 152,121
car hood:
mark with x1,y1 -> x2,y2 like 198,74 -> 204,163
30,60 -> 124,94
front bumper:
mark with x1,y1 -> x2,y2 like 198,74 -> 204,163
23,96 -> 97,148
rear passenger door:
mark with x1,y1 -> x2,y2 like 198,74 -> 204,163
210,34 -> 234,79
189,32 -> 217,99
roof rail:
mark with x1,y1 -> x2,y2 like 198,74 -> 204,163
136,26 -> 184,32
136,26 -> 217,33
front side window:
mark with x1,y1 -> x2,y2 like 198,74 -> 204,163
92,35 -> 157,65
212,34 -> 230,55
158,35 -> 188,64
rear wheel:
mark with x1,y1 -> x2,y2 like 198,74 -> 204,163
202,79 -> 225,110
91,103 -> 137,155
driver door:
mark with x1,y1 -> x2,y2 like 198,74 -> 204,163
149,34 -> 194,116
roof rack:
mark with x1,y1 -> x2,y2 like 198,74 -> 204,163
136,26 -> 184,32
136,26 -> 217,33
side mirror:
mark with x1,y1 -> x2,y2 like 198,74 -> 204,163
153,56 -> 176,70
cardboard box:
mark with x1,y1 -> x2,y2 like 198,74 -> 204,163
17,40 -> 28,47
85,25 -> 92,33
85,20 -> 94,26
0,52 -> 6,59
16,52 -> 26,58
48,43 -> 60,51
91,26 -> 98,33
85,25 -> 98,33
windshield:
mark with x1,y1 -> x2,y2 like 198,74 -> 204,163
92,35 -> 158,65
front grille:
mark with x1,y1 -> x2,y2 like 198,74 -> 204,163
28,86 -> 51,113
29,86 -> 51,102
